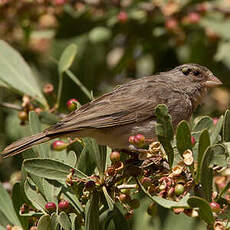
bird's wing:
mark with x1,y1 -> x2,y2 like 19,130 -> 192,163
47,75 -> 190,134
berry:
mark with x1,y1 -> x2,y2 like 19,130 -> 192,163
85,180 -> 96,192
45,202 -> 56,213
51,140 -> 68,151
119,193 -> 131,203
18,111 -> 28,122
187,12 -> 200,24
134,134 -> 145,146
165,18 -> 178,31
118,11 -> 128,23
191,136 -> 196,146
210,201 -> 221,213
174,184 -> 185,196
43,83 -> 54,95
58,200 -> 70,212
67,98 -> 79,111
128,135 -> 135,144
110,151 -> 120,163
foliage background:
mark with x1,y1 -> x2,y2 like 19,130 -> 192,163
1,0 -> 230,229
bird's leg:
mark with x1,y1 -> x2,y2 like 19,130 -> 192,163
127,145 -> 149,154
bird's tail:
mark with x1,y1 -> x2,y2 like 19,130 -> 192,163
1,132 -> 51,158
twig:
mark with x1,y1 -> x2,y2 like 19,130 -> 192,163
0,102 -> 22,111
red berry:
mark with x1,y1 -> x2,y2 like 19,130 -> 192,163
58,200 -> 70,212
67,98 -> 79,111
118,11 -> 128,23
165,18 -> 178,30
6,225 -> 12,230
191,136 -> 196,146
210,201 -> 221,213
45,202 -> 56,213
110,151 -> 120,163
54,0 -> 66,5
134,134 -> 145,146
187,12 -> 200,24
51,140 -> 68,151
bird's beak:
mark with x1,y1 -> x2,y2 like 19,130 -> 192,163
205,74 -> 222,88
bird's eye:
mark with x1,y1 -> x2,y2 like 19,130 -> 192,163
193,70 -> 200,76
182,67 -> 190,75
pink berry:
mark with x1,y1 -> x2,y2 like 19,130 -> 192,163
191,136 -> 196,146
134,134 -> 145,146
54,0 -> 66,5
165,18 -> 178,30
213,118 -> 219,125
67,98 -> 79,111
210,201 -> 221,213
45,202 -> 56,213
187,12 -> 200,24
51,140 -> 68,151
118,11 -> 128,23
128,135 -> 135,144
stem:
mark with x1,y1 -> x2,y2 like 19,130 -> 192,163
65,69 -> 92,100
56,73 -> 63,108
0,102 -> 22,111
117,184 -> 138,190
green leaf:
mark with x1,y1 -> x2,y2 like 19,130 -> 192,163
0,182 -> 21,226
196,129 -> 210,183
85,192 -> 99,230
102,186 -> 114,211
84,138 -> 107,175
12,183 -> 29,229
223,110 -> 230,142
23,158 -> 87,181
137,179 -> 189,208
155,104 -> 174,167
37,214 -> 52,230
209,144 -> 228,168
24,178 -> 47,212
42,179 -> 62,204
51,213 -> 59,230
193,116 -> 213,132
58,44 -> 77,75
210,115 -> 224,144
188,196 -> 214,225
69,213 -> 77,230
0,210 -> 11,227
0,40 -> 47,107
89,27 -> 112,43
176,121 -> 192,156
113,206 -> 130,230
39,111 -> 59,125
29,111 -> 49,158
58,212 -> 72,230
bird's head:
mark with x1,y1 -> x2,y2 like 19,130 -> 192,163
176,63 -> 222,88
174,63 -> 222,109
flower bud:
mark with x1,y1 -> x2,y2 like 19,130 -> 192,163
67,98 -> 79,111
45,202 -> 56,213
191,136 -> 196,146
119,193 -> 131,203
118,11 -> 128,23
51,140 -> 68,151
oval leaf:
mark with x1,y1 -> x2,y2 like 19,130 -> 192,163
0,40 -> 47,106
37,214 -> 52,230
58,44 -> 77,75
23,158 -> 87,181
58,212 -> 71,230
188,196 -> 214,225
193,116 -> 213,132
176,120 -> 192,156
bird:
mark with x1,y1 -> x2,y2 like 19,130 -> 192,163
1,63 -> 222,158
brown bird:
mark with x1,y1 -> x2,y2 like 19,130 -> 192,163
1,63 -> 222,158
